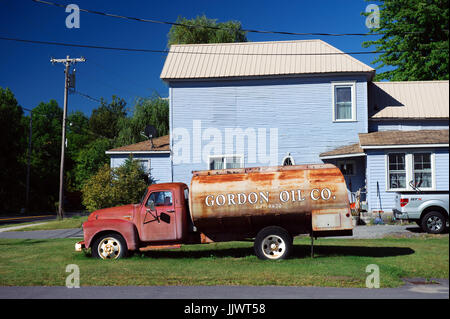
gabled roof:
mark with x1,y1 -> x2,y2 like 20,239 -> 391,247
319,143 -> 365,159
320,130 -> 449,159
369,81 -> 449,119
160,40 -> 375,81
359,130 -> 449,148
106,135 -> 170,154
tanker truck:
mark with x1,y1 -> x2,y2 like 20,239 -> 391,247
75,164 -> 353,260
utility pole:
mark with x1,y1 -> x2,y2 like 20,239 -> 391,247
51,55 -> 85,219
25,110 -> 32,213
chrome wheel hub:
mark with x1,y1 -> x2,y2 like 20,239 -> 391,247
98,237 -> 121,259
262,235 -> 286,259
427,216 -> 443,232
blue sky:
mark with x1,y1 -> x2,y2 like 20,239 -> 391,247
0,0 -> 382,117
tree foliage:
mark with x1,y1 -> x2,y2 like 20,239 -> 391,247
0,87 -> 26,211
81,159 -> 148,212
89,96 -> 127,139
116,95 -> 169,146
0,86 -> 167,214
65,111 -> 93,191
28,100 -> 63,210
363,0 -> 449,81
73,138 -> 113,188
168,15 -> 247,46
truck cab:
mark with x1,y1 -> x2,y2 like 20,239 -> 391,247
79,183 -> 192,259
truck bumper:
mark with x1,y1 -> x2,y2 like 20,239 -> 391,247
75,241 -> 85,252
393,209 -> 409,220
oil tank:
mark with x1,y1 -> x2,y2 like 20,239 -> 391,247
189,164 -> 353,239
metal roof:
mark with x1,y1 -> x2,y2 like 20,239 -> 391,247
160,40 -> 375,81
369,81 -> 449,119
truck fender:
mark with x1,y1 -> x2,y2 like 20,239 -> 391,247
418,200 -> 449,218
83,219 -> 139,251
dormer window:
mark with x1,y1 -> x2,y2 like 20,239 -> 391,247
332,82 -> 356,122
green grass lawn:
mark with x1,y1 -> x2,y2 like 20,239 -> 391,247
0,235 -> 447,288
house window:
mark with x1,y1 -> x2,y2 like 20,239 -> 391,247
413,153 -> 432,188
332,82 -> 356,122
209,155 -> 243,170
137,159 -> 150,173
388,153 -> 406,189
282,154 -> 295,166
386,152 -> 435,191
338,161 -> 355,176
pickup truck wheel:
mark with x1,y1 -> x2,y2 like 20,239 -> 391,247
92,233 -> 128,260
254,226 -> 292,260
421,211 -> 447,234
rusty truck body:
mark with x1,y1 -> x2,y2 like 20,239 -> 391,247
75,164 -> 353,260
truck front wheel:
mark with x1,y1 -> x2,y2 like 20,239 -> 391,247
254,226 -> 292,260
421,211 -> 447,234
92,233 -> 128,260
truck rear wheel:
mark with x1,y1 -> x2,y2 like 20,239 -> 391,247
421,211 -> 447,234
254,226 -> 292,260
92,233 -> 128,260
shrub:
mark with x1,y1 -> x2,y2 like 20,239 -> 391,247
81,159 -> 149,212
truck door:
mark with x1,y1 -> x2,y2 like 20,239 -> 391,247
140,190 -> 178,242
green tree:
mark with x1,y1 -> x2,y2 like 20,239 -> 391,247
362,0 -> 449,81
28,100 -> 63,210
116,95 -> 169,146
80,164 -> 116,212
81,159 -> 148,212
66,111 -> 93,192
168,15 -> 247,46
74,138 -> 113,188
67,111 -> 92,158
114,158 -> 150,205
89,96 -> 127,139
0,87 -> 27,212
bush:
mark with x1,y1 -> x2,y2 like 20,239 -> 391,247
81,159 -> 149,212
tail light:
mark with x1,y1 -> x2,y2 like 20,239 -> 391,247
400,198 -> 409,207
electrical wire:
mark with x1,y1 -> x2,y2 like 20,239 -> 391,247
32,0 -> 437,37
72,90 -> 102,103
3,36 -> 440,56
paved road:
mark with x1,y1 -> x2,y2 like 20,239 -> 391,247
0,212 -> 88,227
0,214 -> 56,226
0,279 -> 448,299
0,228 -> 83,238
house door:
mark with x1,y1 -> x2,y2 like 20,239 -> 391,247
140,190 -> 177,242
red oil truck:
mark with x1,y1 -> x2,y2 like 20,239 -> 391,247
75,164 -> 353,260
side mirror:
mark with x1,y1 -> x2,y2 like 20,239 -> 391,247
147,200 -> 155,211
160,212 -> 171,224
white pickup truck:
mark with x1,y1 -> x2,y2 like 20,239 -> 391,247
393,183 -> 449,234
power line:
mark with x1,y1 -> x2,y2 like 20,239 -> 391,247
0,36 -> 166,53
4,36 -> 447,56
72,90 -> 102,103
32,0 -> 434,37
